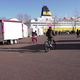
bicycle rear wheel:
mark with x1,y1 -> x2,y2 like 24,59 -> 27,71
44,41 -> 50,52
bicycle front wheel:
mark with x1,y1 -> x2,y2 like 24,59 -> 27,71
51,40 -> 56,50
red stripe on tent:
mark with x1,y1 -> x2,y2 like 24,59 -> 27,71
2,23 -> 4,33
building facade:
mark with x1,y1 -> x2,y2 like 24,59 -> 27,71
30,6 -> 80,36
30,6 -> 55,36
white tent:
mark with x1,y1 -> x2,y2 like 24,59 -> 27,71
10,18 -> 20,21
10,18 -> 28,37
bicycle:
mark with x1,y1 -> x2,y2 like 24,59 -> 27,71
44,39 -> 56,52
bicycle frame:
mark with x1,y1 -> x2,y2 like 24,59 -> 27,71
44,39 -> 56,52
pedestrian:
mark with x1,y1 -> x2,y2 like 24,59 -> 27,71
76,29 -> 79,38
32,31 -> 37,43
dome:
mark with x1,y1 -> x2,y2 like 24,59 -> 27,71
10,18 -> 19,21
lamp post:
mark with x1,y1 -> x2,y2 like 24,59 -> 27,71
74,18 -> 76,32
53,16 -> 55,31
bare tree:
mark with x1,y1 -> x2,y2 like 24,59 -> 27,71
0,17 -> 7,20
16,14 -> 31,28
73,10 -> 80,19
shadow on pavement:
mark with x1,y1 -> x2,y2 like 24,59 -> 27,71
55,40 -> 80,50
20,44 -> 44,53
56,39 -> 80,42
20,43 -> 80,53
0,44 -> 45,53
56,43 -> 80,50
0,40 -> 80,53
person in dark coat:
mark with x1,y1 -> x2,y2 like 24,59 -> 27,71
46,27 -> 55,41
76,29 -> 79,38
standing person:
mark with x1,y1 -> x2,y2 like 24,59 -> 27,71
76,29 -> 79,38
34,30 -> 37,42
32,31 -> 37,43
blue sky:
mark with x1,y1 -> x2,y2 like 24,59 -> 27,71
0,0 -> 80,19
